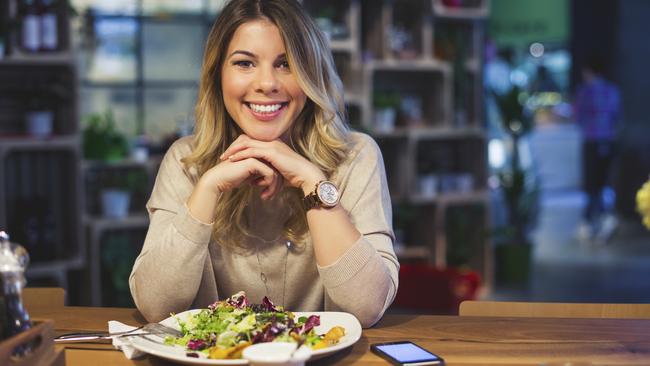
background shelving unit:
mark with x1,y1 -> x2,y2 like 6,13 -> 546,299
306,0 -> 491,289
0,0 -> 84,292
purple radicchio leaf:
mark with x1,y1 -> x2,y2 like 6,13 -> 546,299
187,339 -> 207,351
261,321 -> 287,342
226,291 -> 250,309
208,300 -> 219,311
261,296 -> 280,312
299,315 -> 320,335
251,330 -> 264,344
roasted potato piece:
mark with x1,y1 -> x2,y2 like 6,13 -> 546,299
208,342 -> 251,359
324,326 -> 345,343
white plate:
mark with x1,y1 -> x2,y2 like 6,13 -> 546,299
130,310 -> 362,365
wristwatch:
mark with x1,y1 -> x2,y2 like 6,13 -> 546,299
303,180 -> 340,210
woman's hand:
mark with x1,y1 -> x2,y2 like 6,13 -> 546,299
201,154 -> 283,200
221,134 -> 326,195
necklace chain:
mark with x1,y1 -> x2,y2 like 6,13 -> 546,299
255,239 -> 292,307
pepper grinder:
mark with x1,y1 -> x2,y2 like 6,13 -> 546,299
0,230 -> 32,347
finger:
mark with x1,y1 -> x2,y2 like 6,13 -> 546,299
220,134 -> 251,160
257,167 -> 280,199
228,146 -> 274,164
224,138 -> 288,162
261,170 -> 284,200
221,135 -> 272,161
246,158 -> 276,188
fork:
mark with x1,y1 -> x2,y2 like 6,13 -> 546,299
55,323 -> 183,343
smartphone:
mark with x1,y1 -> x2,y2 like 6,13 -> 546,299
371,341 -> 445,366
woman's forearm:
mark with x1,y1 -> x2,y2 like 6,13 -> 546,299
186,178 -> 221,224
306,204 -> 361,266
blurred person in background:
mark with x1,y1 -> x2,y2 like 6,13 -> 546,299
129,0 -> 398,328
574,55 -> 621,244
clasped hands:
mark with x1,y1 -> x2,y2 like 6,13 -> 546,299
205,134 -> 326,200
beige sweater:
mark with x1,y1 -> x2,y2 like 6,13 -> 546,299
129,132 -> 399,327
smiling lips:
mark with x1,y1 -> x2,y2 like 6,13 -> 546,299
246,102 -> 288,121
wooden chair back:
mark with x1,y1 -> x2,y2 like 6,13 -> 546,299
23,287 -> 65,311
459,300 -> 650,319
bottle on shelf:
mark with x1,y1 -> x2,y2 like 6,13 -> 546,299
20,0 -> 42,53
40,0 -> 58,52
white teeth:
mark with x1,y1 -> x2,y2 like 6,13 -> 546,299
249,103 -> 282,113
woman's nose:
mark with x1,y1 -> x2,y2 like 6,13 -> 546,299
254,67 -> 279,94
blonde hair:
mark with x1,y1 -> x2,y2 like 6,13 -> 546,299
183,0 -> 350,247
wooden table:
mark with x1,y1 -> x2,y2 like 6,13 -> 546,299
31,306 -> 650,365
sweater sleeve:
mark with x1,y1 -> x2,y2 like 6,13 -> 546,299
129,138 -> 216,322
317,134 -> 399,327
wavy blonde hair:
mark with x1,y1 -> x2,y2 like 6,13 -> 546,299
182,0 -> 350,247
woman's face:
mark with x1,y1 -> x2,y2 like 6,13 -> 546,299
221,19 -> 307,142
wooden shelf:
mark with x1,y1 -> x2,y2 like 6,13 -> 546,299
409,190 -> 489,205
395,245 -> 432,262
29,258 -> 85,274
329,38 -> 356,53
82,156 -> 163,170
367,59 -> 452,73
344,91 -> 364,106
372,126 -> 485,140
0,135 -> 80,152
83,213 -> 150,230
0,52 -> 75,66
27,257 -> 85,290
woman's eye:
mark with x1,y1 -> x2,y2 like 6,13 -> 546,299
277,60 -> 290,70
233,60 -> 254,68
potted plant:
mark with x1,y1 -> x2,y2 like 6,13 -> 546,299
99,169 -> 147,219
82,110 -> 133,218
373,92 -> 400,133
492,85 -> 539,285
82,110 -> 129,162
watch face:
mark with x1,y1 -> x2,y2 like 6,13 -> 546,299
317,181 -> 339,206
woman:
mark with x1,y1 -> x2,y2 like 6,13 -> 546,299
129,0 -> 398,328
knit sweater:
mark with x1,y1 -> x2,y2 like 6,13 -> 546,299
129,132 -> 399,327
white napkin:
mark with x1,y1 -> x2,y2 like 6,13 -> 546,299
108,320 -> 146,359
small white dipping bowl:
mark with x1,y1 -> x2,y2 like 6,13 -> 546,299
242,342 -> 311,366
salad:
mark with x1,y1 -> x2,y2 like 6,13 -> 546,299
165,291 -> 346,359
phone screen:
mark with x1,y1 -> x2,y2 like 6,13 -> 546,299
372,342 -> 443,365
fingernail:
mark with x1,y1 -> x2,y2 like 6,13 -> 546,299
219,153 -> 225,160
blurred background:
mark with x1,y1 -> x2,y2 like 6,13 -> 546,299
1,0 -> 649,313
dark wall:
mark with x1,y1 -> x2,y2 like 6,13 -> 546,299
570,0 -> 618,89
614,0 -> 650,216
572,0 -> 650,216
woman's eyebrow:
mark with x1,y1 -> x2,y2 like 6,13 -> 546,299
229,50 -> 256,58
228,51 -> 287,60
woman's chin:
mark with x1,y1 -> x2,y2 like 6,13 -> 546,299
245,129 -> 287,142
248,134 -> 277,142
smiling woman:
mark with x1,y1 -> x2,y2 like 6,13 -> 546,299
129,0 -> 399,329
